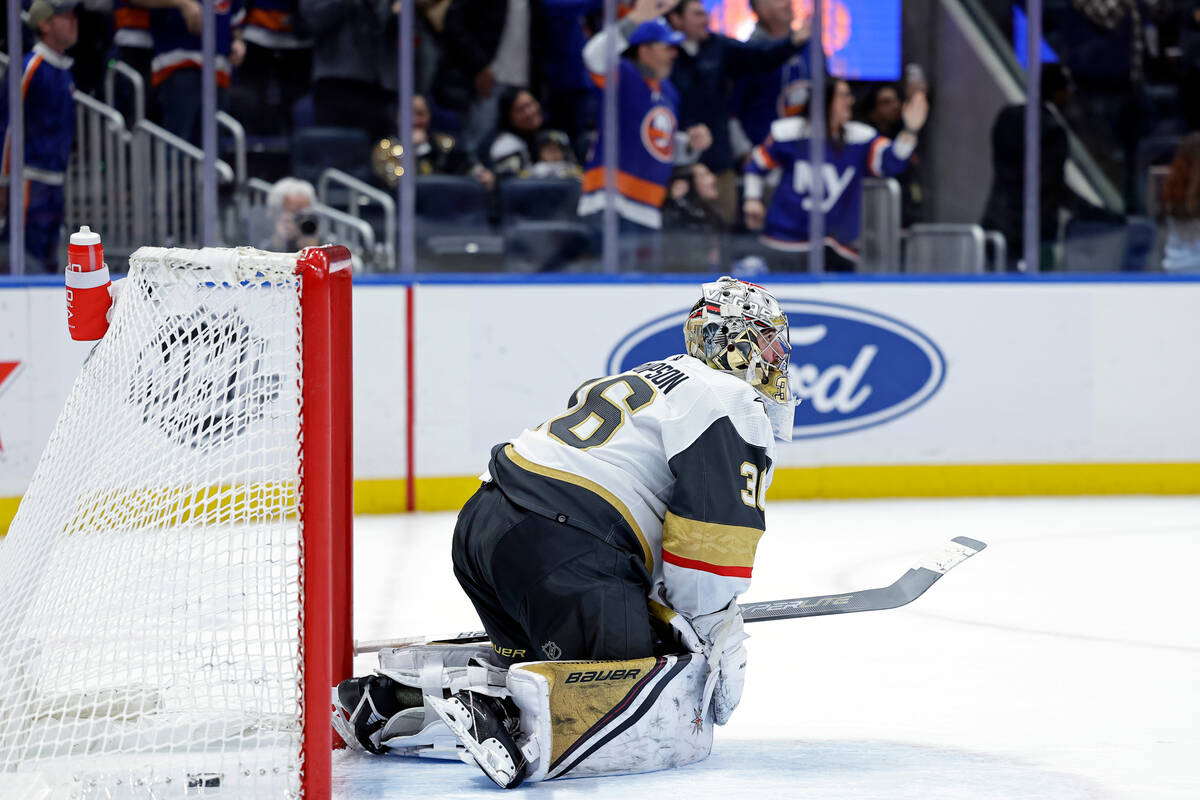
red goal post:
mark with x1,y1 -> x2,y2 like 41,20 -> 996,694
298,245 -> 355,796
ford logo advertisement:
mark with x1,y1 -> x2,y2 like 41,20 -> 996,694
606,299 -> 946,439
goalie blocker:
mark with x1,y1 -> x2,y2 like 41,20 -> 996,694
333,642 -> 714,787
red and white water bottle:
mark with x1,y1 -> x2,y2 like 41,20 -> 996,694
65,225 -> 113,341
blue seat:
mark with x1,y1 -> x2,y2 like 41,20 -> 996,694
415,175 -> 491,228
504,220 -> 592,272
290,126 -> 373,186
497,178 -> 581,223
1062,216 -> 1155,272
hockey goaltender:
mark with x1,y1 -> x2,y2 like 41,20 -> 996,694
333,276 -> 798,788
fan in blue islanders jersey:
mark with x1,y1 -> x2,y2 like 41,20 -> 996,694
743,78 -> 929,271
333,277 -> 800,789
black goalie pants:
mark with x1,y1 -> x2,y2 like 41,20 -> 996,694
451,481 -> 656,666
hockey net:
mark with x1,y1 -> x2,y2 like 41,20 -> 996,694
0,245 -> 353,799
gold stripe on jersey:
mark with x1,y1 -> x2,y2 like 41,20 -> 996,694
662,511 -> 764,570
503,444 -> 655,571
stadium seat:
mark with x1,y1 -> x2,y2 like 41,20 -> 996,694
902,224 -> 986,274
291,126 -> 373,186
415,175 -> 491,228
497,178 -> 582,223
1061,216 -> 1156,272
504,220 -> 592,272
1133,135 -> 1181,214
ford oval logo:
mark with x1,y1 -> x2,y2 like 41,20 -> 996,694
606,299 -> 946,439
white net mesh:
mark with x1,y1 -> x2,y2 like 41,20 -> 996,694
0,247 -> 311,799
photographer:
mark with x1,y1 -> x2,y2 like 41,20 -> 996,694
263,177 -> 322,252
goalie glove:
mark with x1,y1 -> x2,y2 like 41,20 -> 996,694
667,601 -> 748,726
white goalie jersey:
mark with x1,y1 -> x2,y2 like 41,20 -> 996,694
486,353 -> 776,625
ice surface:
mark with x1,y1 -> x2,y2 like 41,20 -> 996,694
341,496 -> 1200,799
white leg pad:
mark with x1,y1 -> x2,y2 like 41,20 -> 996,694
507,653 -> 713,782
370,642 -> 509,758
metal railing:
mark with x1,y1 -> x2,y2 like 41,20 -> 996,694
859,177 -> 902,273
65,92 -> 139,260
985,230 -> 1007,272
317,168 -> 396,269
103,60 -> 146,125
130,119 -> 235,248
903,223 -> 987,274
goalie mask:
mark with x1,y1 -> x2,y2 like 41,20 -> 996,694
683,276 -> 799,442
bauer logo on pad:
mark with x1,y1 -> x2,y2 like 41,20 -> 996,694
607,299 -> 945,439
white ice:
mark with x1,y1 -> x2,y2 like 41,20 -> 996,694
336,496 -> 1200,799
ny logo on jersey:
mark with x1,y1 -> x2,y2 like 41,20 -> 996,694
641,106 -> 677,164
791,162 -> 856,212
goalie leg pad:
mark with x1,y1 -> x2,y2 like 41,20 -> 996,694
507,652 -> 713,783
332,642 -> 508,758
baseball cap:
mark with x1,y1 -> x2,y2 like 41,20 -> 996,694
26,0 -> 78,29
627,18 -> 685,47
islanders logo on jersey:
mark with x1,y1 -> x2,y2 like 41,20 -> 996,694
606,299 -> 945,439
641,105 -> 677,164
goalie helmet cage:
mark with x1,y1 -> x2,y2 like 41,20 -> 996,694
0,245 -> 353,799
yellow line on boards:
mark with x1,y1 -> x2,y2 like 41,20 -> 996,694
3,463 -> 1198,534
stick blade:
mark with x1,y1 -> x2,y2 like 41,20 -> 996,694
743,536 -> 988,623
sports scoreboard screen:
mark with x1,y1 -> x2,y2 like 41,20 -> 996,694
704,0 -> 902,81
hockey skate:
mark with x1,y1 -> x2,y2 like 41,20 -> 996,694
333,675 -> 422,754
427,690 -> 527,789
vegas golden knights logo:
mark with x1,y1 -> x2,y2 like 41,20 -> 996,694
542,641 -> 562,660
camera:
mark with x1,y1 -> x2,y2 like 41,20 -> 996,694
295,211 -> 319,237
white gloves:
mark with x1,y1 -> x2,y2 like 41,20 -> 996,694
105,278 -> 124,325
668,601 -> 748,726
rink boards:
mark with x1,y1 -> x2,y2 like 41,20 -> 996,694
2,273 -> 1199,528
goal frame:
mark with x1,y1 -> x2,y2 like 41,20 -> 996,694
297,245 -> 355,799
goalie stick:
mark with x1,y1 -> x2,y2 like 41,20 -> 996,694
354,536 -> 987,654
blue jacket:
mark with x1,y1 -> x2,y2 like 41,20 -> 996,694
1,43 -> 76,182
669,31 -> 803,172
745,118 -> 914,253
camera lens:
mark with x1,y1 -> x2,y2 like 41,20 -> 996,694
297,214 -> 318,236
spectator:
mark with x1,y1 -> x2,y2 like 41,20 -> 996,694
233,0 -> 312,136
0,0 -> 78,274
1058,0 -> 1169,206
729,0 -> 811,160
528,129 -> 582,179
1178,1 -> 1200,132
67,2 -> 111,97
860,84 -> 902,137
662,162 -> 725,270
1160,132 -> 1200,271
112,0 -> 157,121
742,78 -> 927,272
477,87 -> 555,177
433,0 -> 544,154
981,63 -> 1075,271
144,0 -> 244,144
262,177 -> 321,251
859,79 -> 926,226
665,0 -> 809,223
540,0 -> 594,148
576,2 -> 712,270
300,0 -> 398,142
373,94 -> 494,189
